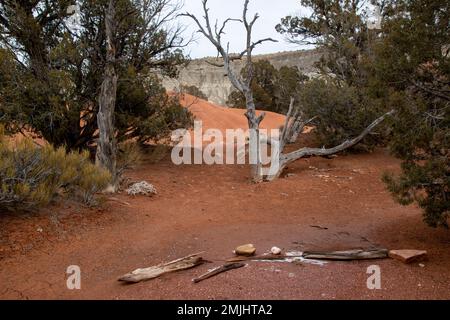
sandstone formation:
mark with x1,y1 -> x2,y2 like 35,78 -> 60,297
162,49 -> 322,106
388,250 -> 428,264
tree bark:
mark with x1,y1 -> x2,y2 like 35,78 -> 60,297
96,0 -> 118,191
244,90 -> 265,182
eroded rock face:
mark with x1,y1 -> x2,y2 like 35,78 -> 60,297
162,49 -> 322,106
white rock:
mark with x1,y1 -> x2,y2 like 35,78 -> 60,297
126,181 -> 157,196
271,246 -> 282,255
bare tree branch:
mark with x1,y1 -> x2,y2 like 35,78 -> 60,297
179,0 -> 278,182
264,109 -> 395,181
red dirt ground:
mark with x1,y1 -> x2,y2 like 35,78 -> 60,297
0,97 -> 449,300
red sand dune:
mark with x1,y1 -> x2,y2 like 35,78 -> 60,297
180,94 -> 286,132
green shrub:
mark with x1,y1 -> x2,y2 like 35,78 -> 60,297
181,85 -> 208,100
0,127 -> 111,211
299,79 -> 387,151
227,60 -> 307,114
115,75 -> 194,144
117,141 -> 143,175
381,86 -> 449,228
375,0 -> 450,228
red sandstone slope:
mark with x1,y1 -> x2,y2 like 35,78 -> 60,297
180,94 -> 286,132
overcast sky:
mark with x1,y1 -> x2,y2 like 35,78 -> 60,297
179,0 -> 310,58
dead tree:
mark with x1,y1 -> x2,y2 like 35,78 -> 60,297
96,0 -> 119,191
265,101 -> 395,181
183,0 -> 394,182
181,0 -> 277,182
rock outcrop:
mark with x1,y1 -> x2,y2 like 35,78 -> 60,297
162,49 -> 322,106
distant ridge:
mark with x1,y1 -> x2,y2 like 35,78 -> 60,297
162,49 -> 322,106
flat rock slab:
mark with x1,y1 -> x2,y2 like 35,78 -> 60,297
388,250 -> 428,264
235,244 -> 256,256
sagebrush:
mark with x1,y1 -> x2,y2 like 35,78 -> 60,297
0,128 -> 111,211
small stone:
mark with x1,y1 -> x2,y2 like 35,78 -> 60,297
235,244 -> 256,256
419,263 -> 425,268
286,173 -> 297,178
36,227 -> 43,233
388,249 -> 427,264
271,246 -> 282,255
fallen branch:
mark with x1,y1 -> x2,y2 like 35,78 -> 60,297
192,263 -> 246,283
119,253 -> 207,283
226,254 -> 302,262
282,111 -> 395,165
302,249 -> 388,261
265,110 -> 395,181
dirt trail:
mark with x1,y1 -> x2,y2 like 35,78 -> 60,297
0,97 -> 449,299
1,149 -> 449,299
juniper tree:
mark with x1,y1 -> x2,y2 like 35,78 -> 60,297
375,0 -> 450,227
276,0 -> 389,150
0,0 -> 192,151
227,60 -> 307,114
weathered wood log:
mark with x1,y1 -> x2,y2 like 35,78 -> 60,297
226,254 -> 303,262
118,253 -> 206,283
302,249 -> 388,261
192,263 -> 246,283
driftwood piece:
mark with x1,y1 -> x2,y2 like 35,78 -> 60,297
192,263 -> 246,283
119,253 -> 206,283
226,254 -> 303,262
302,249 -> 388,261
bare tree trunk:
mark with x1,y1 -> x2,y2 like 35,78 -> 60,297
244,91 -> 265,182
181,0 -> 275,183
96,0 -> 118,191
